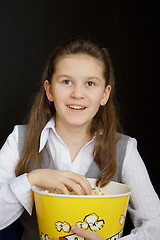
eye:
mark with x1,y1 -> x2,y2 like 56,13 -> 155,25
63,80 -> 72,85
86,81 -> 95,87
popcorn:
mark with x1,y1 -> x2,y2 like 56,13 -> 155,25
91,187 -> 107,195
41,187 -> 107,195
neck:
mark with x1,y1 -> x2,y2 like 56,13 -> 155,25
55,120 -> 93,147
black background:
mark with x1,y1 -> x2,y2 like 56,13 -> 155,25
0,0 -> 159,197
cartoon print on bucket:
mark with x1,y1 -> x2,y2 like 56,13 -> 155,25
40,232 -> 50,240
76,213 -> 105,232
119,211 -> 127,225
58,229 -> 123,240
39,210 -> 127,239
52,211 -> 126,239
56,221 -> 71,233
59,233 -> 85,240
55,213 -> 104,240
55,213 -> 105,234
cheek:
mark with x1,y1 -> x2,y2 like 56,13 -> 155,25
52,86 -> 66,101
91,93 -> 104,106
53,93 -> 63,104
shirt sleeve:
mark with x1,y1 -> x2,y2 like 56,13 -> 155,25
120,137 -> 160,239
0,126 -> 34,229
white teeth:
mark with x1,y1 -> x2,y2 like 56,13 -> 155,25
68,105 -> 85,110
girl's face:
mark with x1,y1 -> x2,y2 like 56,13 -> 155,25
44,54 -> 111,130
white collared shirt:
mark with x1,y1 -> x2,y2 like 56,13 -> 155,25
0,118 -> 160,240
39,118 -> 95,174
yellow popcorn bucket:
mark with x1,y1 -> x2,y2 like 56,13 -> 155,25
32,178 -> 131,240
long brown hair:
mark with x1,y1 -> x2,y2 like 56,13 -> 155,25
15,38 -> 121,187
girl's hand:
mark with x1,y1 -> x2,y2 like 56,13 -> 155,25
27,169 -> 92,195
52,226 -> 105,240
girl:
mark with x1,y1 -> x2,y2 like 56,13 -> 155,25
0,38 -> 160,240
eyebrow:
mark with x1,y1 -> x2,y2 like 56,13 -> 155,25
56,75 -> 72,80
57,75 -> 101,81
87,76 -> 101,81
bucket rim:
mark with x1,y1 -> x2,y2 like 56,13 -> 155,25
32,180 -> 131,199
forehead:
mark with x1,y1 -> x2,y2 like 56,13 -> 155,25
54,54 -> 105,77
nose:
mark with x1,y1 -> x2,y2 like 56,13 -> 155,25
70,85 -> 85,99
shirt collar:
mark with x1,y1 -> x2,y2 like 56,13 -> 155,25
39,118 -> 102,153
39,117 -> 56,152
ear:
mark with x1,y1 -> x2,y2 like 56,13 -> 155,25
44,80 -> 54,102
100,85 -> 111,106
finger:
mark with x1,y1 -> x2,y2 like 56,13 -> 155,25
51,238 -> 58,240
68,173 -> 92,195
64,179 -> 85,195
71,226 -> 105,240
55,182 -> 70,195
53,178 -> 85,195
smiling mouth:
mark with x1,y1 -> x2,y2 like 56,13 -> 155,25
67,105 -> 86,110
